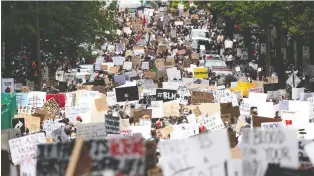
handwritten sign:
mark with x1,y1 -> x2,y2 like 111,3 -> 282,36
261,122 -> 285,130
42,120 -> 62,137
123,61 -> 133,70
194,68 -> 208,78
105,114 -> 120,134
201,114 -> 225,133
248,87 -> 264,93
170,124 -> 199,139
9,133 -> 46,164
76,123 -> 106,140
43,98 -> 60,116
160,130 -> 233,176
240,129 -> 298,176
191,91 -> 214,104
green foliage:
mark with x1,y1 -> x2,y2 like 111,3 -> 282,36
1,1 -> 117,77
169,0 -> 190,10
210,1 -> 314,35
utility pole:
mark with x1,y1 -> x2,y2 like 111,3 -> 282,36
36,1 -> 42,90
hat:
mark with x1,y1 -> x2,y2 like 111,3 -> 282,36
76,116 -> 82,121
59,118 -> 69,124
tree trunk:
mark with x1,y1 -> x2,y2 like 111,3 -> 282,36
36,1 -> 42,90
265,26 -> 271,76
275,23 -> 285,88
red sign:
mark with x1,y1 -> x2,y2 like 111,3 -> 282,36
46,93 -> 65,108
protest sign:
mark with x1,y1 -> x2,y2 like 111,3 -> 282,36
200,114 -> 225,133
160,130 -> 233,176
12,118 -> 26,133
132,56 -> 141,66
142,61 -> 150,70
123,61 -> 132,70
109,66 -> 120,74
240,129 -> 298,176
94,97 -> 108,112
163,101 -> 180,117
156,89 -> 177,102
65,105 -> 91,122
114,75 -> 127,85
240,103 -> 250,115
132,109 -> 152,122
248,87 -> 264,93
170,123 -> 199,139
191,91 -> 214,104
194,68 -> 208,78
299,140 -> 314,169
220,103 -> 240,118
42,120 -> 62,137
105,114 -> 120,134
1,78 -> 14,92
75,90 -> 99,107
115,86 -> 139,102
46,93 -> 65,108
261,122 -> 286,130
27,91 -> 46,108
144,71 -> 157,79
9,133 -> 46,164
252,115 -> 282,127
112,56 -> 125,66
76,123 -> 106,140
191,53 -> 199,60
24,116 -> 41,133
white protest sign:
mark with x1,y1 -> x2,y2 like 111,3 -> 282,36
94,56 -> 103,71
148,101 -> 164,118
64,105 -> 91,122
75,90 -> 99,106
248,92 -> 268,107
141,61 -> 149,70
289,101 -> 311,128
123,61 -> 133,70
201,114 -> 225,133
112,56 -> 125,66
76,123 -> 106,140
27,91 -> 47,108
308,97 -> 314,103
186,114 -> 197,124
139,119 -> 152,127
170,124 -> 199,139
166,68 -> 181,81
106,91 -> 117,106
240,129 -> 298,176
20,159 -> 36,176
9,133 -> 46,164
261,122 -> 285,130
42,120 -> 62,137
299,140 -> 314,168
257,102 -> 275,118
292,87 -> 305,100
160,130 -> 233,176
240,103 -> 250,115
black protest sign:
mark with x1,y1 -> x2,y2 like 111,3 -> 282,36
105,115 -> 120,134
156,89 -> 177,102
37,141 -> 76,176
11,118 -> 25,133
115,86 -> 139,102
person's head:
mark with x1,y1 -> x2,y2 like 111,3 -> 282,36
59,118 -> 70,125
76,116 -> 82,122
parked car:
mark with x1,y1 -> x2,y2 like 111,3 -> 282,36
205,59 -> 233,85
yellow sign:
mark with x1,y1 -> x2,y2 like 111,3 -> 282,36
194,68 -> 208,78
230,81 -> 254,97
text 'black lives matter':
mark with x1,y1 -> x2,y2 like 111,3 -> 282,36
156,89 -> 177,102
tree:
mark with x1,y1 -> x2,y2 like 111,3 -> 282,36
1,1 -> 118,89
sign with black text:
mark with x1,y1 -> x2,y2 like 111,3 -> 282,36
156,89 -> 177,102
105,115 -> 120,134
115,86 -> 139,102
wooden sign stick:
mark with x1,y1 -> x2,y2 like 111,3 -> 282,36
65,137 -> 84,176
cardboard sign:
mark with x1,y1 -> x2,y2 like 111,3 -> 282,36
24,116 -> 40,133
109,66 -> 120,74
194,68 -> 208,78
92,86 -> 106,94
163,101 -> 180,117
261,122 -> 285,130
252,115 -> 282,127
21,86 -> 30,93
155,59 -> 164,68
76,123 -> 106,140
105,115 -> 120,134
220,103 -> 240,118
9,133 -> 46,164
144,71 -> 157,79
191,53 -> 199,60
191,91 -> 214,104
248,87 -> 264,94
240,128 -> 298,176
132,56 -> 141,66
159,130 -> 233,176
132,109 -> 152,122
43,98 -> 60,116
94,97 -> 108,112
191,14 -> 199,19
